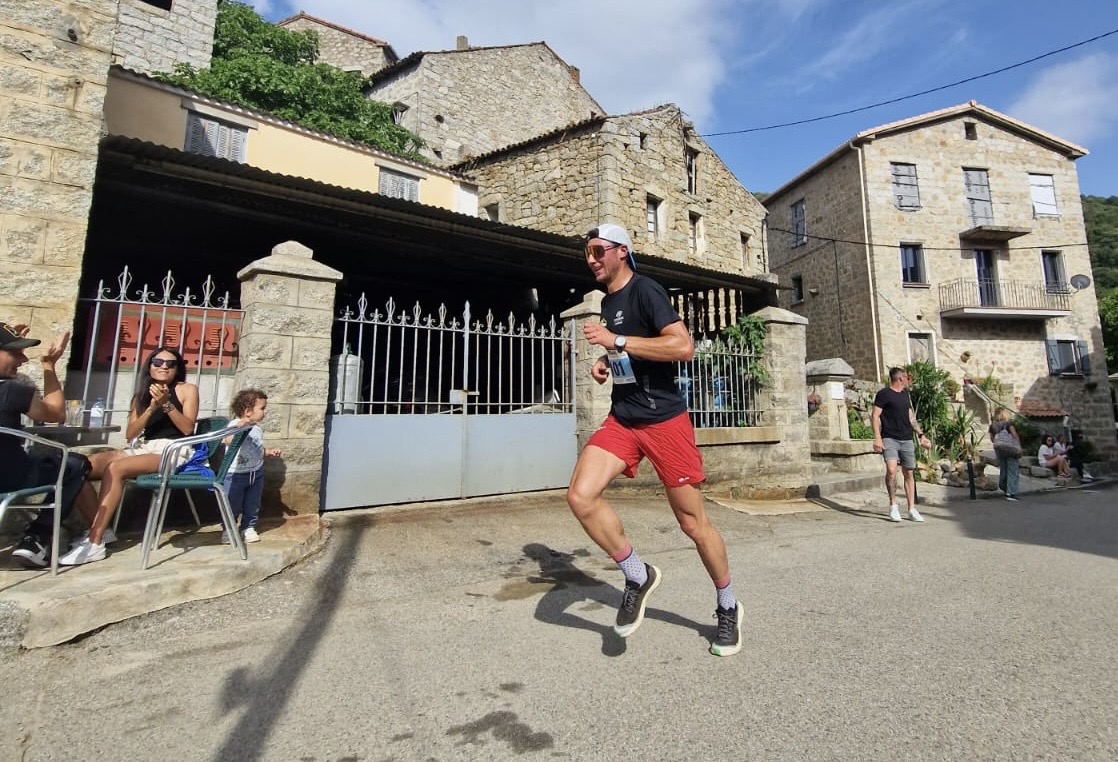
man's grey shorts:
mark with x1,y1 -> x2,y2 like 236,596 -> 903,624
881,437 -> 916,469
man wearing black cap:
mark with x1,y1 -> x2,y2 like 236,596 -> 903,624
565,224 -> 743,656
0,322 -> 90,568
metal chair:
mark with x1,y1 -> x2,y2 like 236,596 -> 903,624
130,423 -> 254,569
0,426 -> 70,576
112,416 -> 229,534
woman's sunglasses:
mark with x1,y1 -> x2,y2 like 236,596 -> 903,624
151,357 -> 178,368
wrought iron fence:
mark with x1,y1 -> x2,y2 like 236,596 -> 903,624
331,295 -> 574,415
74,267 -> 243,426
677,336 -> 765,428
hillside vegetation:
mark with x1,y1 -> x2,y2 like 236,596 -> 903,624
1083,195 -> 1118,372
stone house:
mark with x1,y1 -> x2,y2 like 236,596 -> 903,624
1,0 -> 217,369
365,39 -> 605,166
764,101 -> 1116,459
454,104 -> 771,287
276,11 -> 398,78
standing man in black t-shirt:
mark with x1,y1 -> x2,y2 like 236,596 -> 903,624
0,322 -> 90,568
871,367 -> 932,523
565,223 -> 743,656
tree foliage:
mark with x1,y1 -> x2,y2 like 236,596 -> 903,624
1083,195 -> 1118,372
156,1 -> 423,158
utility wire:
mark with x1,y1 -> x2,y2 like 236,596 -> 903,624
703,27 -> 1118,137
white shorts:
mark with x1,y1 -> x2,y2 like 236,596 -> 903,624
123,438 -> 193,470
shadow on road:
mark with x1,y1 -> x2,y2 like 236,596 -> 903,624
211,520 -> 363,761
523,542 -> 708,656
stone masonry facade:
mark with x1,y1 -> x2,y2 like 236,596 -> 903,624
278,13 -> 394,79
0,0 -> 119,370
459,105 -> 769,278
367,43 -> 603,166
766,104 -> 1116,461
113,0 -> 216,75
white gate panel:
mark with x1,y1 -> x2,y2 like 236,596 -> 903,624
324,414 -> 464,510
463,414 -> 577,496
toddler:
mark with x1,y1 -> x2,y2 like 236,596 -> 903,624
224,389 -> 281,543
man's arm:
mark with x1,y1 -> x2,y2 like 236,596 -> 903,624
583,319 -> 694,362
25,331 -> 69,423
907,407 -> 932,448
871,406 -> 884,452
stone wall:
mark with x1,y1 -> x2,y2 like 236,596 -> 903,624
466,106 -> 769,278
279,15 -> 392,78
0,0 -> 118,377
368,43 -> 602,166
113,0 -> 216,75
236,242 -> 341,517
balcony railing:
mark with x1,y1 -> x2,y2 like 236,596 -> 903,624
938,278 -> 1072,318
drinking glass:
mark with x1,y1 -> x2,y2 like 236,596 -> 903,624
66,399 -> 84,426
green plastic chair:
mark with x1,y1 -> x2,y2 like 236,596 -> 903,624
132,422 -> 253,569
0,426 -> 69,576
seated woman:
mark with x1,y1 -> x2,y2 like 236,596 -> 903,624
61,347 -> 199,566
1037,434 -> 1073,479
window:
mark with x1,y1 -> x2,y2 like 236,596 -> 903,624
483,203 -> 499,222
740,232 -> 751,269
639,132 -> 648,149
185,113 -> 247,162
379,168 -> 420,201
791,275 -> 804,304
790,199 -> 806,247
391,102 -> 409,126
891,163 -> 921,209
1045,339 -> 1091,377
900,244 -> 926,284
1041,250 -> 1067,293
685,148 -> 699,194
1029,173 -> 1059,216
646,195 -> 662,237
688,213 -> 703,254
140,0 -> 173,10
908,333 -> 935,364
963,168 -> 993,225
964,122 -> 977,140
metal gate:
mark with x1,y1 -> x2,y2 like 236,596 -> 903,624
323,295 -> 576,510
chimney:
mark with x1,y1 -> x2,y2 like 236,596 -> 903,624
457,35 -> 469,50
569,66 -> 580,84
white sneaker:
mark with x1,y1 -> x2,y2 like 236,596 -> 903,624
908,507 -> 924,522
59,538 -> 106,566
242,527 -> 260,543
69,528 -> 117,549
888,504 -> 902,522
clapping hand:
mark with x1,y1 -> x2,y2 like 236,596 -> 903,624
149,383 -> 171,408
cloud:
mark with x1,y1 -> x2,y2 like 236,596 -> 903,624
250,0 -> 741,127
1006,53 -> 1118,147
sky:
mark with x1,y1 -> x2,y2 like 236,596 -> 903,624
248,0 -> 1118,197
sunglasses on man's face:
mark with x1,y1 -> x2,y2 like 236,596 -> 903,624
585,243 -> 622,258
151,357 -> 178,368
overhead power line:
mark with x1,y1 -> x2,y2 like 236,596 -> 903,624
703,27 -> 1118,137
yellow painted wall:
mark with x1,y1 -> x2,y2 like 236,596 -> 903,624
104,71 -> 466,211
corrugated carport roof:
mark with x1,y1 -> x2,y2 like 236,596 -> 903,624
95,136 -> 778,299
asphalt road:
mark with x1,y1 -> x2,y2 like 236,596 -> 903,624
2,483 -> 1116,761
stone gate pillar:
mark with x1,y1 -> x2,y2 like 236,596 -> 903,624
236,241 -> 342,516
561,290 -> 612,448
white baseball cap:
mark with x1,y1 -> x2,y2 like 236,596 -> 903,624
586,223 -> 636,270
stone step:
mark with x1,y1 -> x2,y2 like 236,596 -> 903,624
806,471 -> 882,498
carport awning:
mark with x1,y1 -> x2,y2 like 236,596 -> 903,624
94,136 -> 778,303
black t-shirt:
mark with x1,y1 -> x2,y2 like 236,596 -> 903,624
0,378 -> 35,490
873,386 -> 914,440
601,274 -> 688,425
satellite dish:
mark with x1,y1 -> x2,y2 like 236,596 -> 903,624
1070,274 -> 1091,290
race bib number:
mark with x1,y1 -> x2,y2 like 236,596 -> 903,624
607,350 -> 636,384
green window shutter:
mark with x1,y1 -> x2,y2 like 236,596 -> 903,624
1044,340 -> 1060,375
1077,341 -> 1091,375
